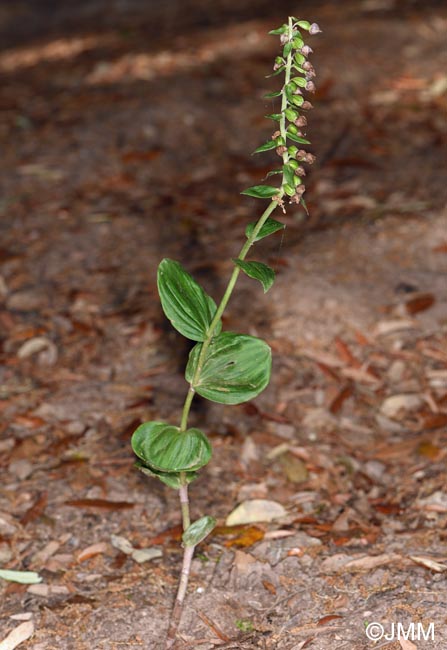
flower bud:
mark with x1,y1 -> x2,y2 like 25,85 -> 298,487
287,146 -> 299,158
283,183 -> 296,197
309,23 -> 322,35
305,81 -> 316,93
285,108 -> 299,121
303,61 -> 315,72
300,45 -> 313,57
287,124 -> 299,135
288,159 -> 299,170
301,101 -> 313,110
294,115 -> 307,127
293,175 -> 302,186
290,185 -> 306,203
275,135 -> 286,146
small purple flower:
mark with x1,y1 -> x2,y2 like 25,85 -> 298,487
300,45 -> 313,57
294,116 -> 307,127
305,81 -> 316,93
309,23 -> 322,35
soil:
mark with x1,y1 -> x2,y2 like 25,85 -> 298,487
0,1 -> 446,649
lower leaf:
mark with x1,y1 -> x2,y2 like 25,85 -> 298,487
182,516 -> 216,547
185,332 -> 272,405
131,421 -> 212,473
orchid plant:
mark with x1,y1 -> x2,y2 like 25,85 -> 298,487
130,17 -> 320,647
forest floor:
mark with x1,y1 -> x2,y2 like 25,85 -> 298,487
0,1 -> 446,649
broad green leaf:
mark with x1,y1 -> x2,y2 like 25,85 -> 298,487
135,460 -> 198,489
291,75 -> 307,87
245,217 -> 285,241
290,95 -> 304,107
296,20 -> 311,30
269,25 -> 287,35
182,515 -> 216,547
185,332 -> 271,405
286,132 -> 311,145
265,113 -> 282,121
264,90 -> 281,99
241,185 -> 279,199
131,421 -> 212,473
252,140 -> 276,154
233,259 -> 275,293
266,67 -> 285,78
157,259 -> 221,341
0,569 -> 42,584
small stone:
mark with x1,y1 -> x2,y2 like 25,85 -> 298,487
9,460 -> 33,481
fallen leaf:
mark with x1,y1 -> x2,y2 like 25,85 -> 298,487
0,570 -> 42,585
0,621 -> 34,650
262,580 -> 276,594
77,542 -> 108,563
409,555 -> 447,572
374,320 -> 419,336
225,499 -> 286,526
417,441 -> 441,460
380,394 -> 423,419
223,526 -> 264,548
65,499 -> 134,510
343,553 -> 401,572
334,337 -> 361,367
317,614 -> 343,625
110,535 -> 134,555
110,534 -> 162,563
17,337 -> 54,359
131,548 -> 162,563
405,293 -> 435,315
279,452 -> 308,483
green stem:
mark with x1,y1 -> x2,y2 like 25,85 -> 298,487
178,480 -> 190,530
179,197 -> 280,431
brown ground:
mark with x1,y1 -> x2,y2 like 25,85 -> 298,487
1,1 -> 446,649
